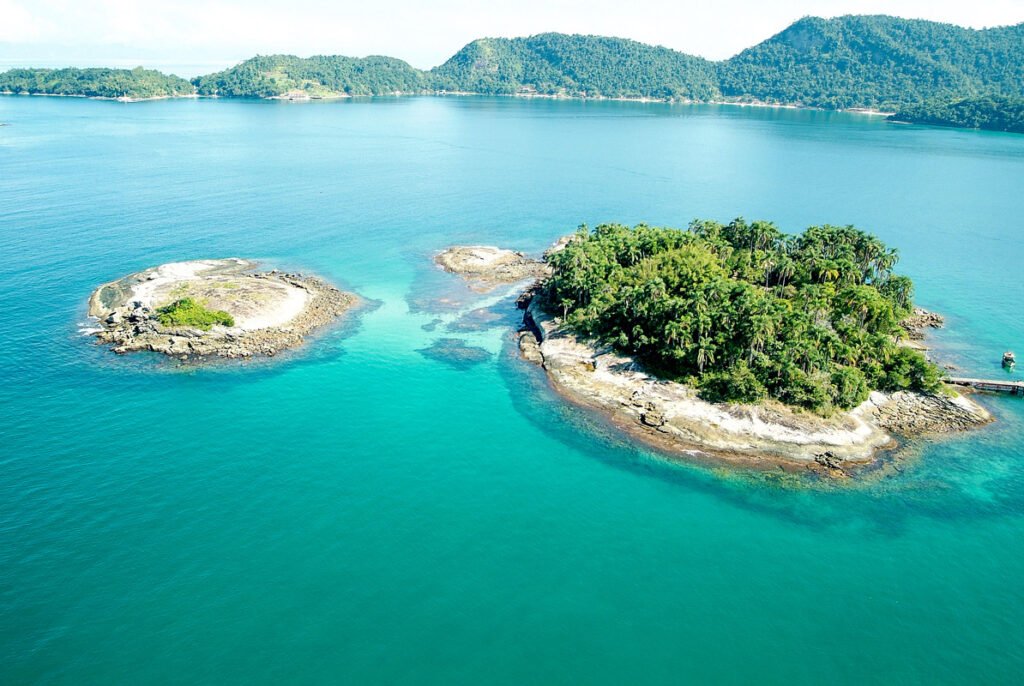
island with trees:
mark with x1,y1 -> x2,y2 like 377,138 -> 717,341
439,220 -> 992,477
192,54 -> 427,98
0,67 -> 195,100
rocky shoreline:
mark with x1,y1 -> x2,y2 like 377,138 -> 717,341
438,243 -> 993,477
901,307 -> 945,340
88,259 -> 358,360
519,301 -> 990,477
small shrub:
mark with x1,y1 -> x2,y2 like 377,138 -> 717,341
156,298 -> 234,330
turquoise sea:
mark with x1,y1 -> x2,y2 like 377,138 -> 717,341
1,96 -> 1023,684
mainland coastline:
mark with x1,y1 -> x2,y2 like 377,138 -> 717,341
3,16 -> 1022,133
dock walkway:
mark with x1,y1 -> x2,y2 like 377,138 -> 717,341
946,377 -> 1024,396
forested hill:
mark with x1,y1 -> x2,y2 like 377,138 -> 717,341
0,67 -> 194,99
192,55 -> 425,97
430,34 -> 720,100
181,18 -> 1024,107
719,15 -> 1024,110
188,35 -> 718,100
3,15 -> 1024,126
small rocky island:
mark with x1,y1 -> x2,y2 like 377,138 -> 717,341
434,246 -> 551,292
438,222 -> 992,477
88,259 -> 357,359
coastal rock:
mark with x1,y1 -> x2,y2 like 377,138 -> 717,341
866,391 -> 990,435
434,246 -> 549,292
518,330 -> 544,364
901,307 -> 945,340
87,259 -> 358,360
518,300 -> 991,473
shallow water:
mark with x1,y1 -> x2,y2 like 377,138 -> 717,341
1,96 -> 1022,684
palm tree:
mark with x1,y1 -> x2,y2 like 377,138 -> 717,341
875,248 -> 899,281
777,257 -> 796,289
664,318 -> 689,352
696,341 -> 716,374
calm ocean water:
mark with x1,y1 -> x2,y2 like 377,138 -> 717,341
1,96 -> 1022,684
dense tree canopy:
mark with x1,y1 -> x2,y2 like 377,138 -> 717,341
430,34 -> 720,100
4,16 -> 1023,133
192,55 -> 426,97
890,95 -> 1024,133
719,16 -> 1024,110
0,67 -> 194,99
539,221 -> 942,413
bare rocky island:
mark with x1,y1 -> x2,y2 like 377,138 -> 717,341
88,259 -> 357,359
437,235 -> 992,478
434,246 -> 550,292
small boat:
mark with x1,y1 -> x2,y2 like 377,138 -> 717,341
1003,351 -> 1016,369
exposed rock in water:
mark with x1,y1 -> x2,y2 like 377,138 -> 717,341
417,338 -> 493,370
87,259 -> 358,360
518,299 -> 991,476
434,246 -> 549,292
518,330 -> 543,364
447,304 -> 520,333
421,318 -> 443,332
901,307 -> 945,340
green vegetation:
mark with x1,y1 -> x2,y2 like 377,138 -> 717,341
0,67 -> 194,99
539,220 -> 942,413
192,36 -> 719,100
430,34 -> 719,100
4,15 -> 1023,132
890,95 -> 1024,133
193,55 -> 426,97
190,18 -> 1022,107
719,16 -> 1024,110
157,298 -> 235,330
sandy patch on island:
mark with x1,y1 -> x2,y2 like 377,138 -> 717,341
126,260 -> 309,331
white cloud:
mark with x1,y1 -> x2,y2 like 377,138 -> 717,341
0,0 -> 50,42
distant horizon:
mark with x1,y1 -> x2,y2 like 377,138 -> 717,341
2,11 -> 1023,79
2,2 -> 1022,72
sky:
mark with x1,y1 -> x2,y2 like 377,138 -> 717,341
1,0 -> 1022,75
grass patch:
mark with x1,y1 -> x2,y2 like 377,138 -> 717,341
157,298 -> 234,330
168,282 -> 192,298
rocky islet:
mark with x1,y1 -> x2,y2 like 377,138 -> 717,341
88,259 -> 358,360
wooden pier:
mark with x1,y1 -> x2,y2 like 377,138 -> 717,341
946,377 -> 1024,396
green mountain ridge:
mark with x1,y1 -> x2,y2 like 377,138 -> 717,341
2,15 -> 1023,130
719,15 -> 1024,109
430,33 -> 720,100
